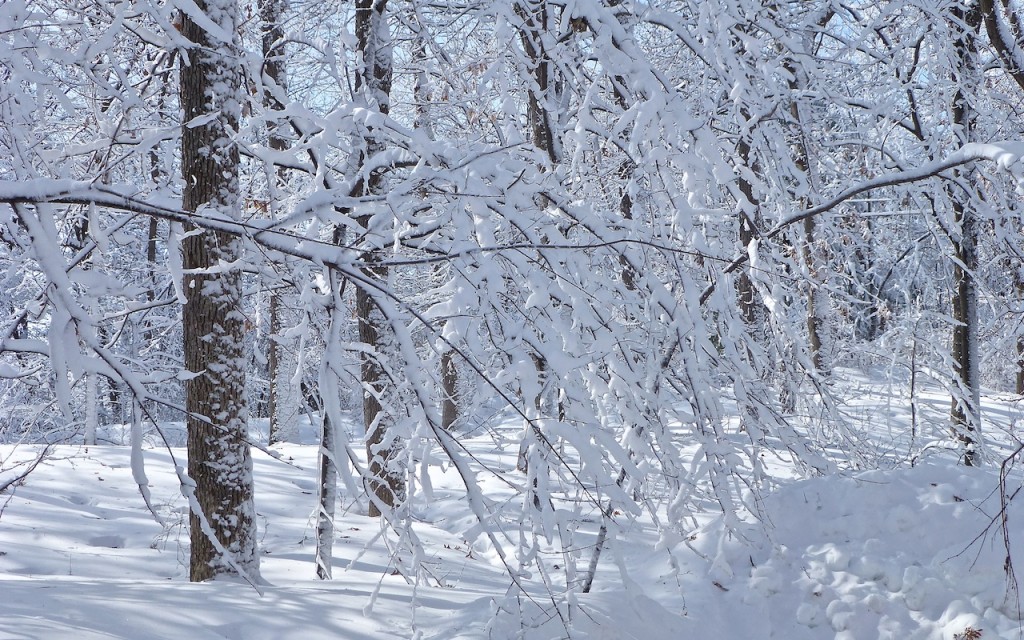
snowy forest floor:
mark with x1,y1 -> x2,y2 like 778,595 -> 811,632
4,368 -> 1024,639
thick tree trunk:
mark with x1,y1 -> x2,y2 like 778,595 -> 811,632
1017,334 -> 1024,396
179,0 -> 260,582
803,216 -> 824,369
84,370 -> 98,446
979,0 -> 1024,93
516,0 -> 561,165
356,276 -> 403,516
317,227 -> 347,574
267,292 -> 282,443
146,217 -> 159,300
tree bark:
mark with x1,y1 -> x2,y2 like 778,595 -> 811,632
979,0 -> 1024,93
315,411 -> 337,579
440,350 -> 458,431
267,292 -> 282,443
949,3 -> 982,466
261,0 -> 295,446
787,62 -> 827,372
354,0 -> 403,518
513,0 -> 564,478
179,0 -> 260,581
735,135 -> 767,335
516,0 -> 561,165
1017,268 -> 1024,395
1017,335 -> 1024,396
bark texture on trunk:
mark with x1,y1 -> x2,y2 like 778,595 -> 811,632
179,0 -> 259,581
354,0 -> 403,518
440,349 -> 458,431
735,135 -> 767,336
261,0 -> 297,446
949,3 -> 982,467
315,412 -> 337,579
1016,264 -> 1024,395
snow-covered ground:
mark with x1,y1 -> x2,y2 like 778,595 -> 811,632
3,371 -> 1024,639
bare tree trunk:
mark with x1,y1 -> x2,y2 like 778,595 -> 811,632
949,3 -> 982,466
68,199 -> 102,444
146,217 -> 159,301
314,227 -> 344,573
951,192 -> 981,465
315,411 -> 337,579
261,0 -> 295,446
735,135 -> 767,335
85,368 -> 98,446
1017,268 -> 1024,395
513,0 -> 564,476
1017,334 -> 1024,396
146,94 -> 163,305
410,23 -> 459,432
267,292 -> 282,443
788,83 -> 826,372
354,0 -> 403,518
977,0 -> 1024,394
516,0 -> 561,166
356,278 -> 403,516
979,0 -> 1024,93
440,350 -> 458,431
179,0 -> 260,582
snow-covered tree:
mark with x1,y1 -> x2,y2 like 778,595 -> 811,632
178,0 -> 260,582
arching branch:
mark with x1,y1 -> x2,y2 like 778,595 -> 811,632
698,142 -> 1024,305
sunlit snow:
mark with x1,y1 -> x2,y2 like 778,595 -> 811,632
3,372 -> 1024,639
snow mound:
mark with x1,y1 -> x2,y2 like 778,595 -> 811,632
741,463 -> 1024,639
6,440 -> 1024,639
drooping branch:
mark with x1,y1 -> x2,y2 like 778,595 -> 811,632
4,140 -> 1023,316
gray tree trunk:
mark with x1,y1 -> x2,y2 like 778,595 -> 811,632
513,0 -> 564,478
440,350 -> 458,431
84,369 -> 98,446
315,411 -> 337,578
260,0 -> 298,446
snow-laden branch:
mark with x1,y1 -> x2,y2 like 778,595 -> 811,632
699,141 -> 1024,305
0,180 -> 358,271
168,0 -> 235,45
980,0 -> 1024,93
5,142 -> 1023,314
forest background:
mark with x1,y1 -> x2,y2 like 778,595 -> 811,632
4,0 -> 1024,636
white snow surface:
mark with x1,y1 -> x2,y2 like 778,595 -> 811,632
3,384 -> 1024,639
